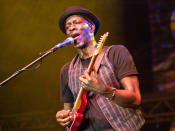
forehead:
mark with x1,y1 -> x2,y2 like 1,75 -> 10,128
65,15 -> 86,23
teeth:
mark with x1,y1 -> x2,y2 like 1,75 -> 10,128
72,34 -> 80,38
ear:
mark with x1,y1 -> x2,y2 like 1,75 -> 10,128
90,24 -> 95,33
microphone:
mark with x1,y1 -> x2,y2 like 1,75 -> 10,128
53,37 -> 74,50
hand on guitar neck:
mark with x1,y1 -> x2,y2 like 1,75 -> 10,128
79,70 -> 114,97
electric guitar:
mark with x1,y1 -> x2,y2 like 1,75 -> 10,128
67,32 -> 109,131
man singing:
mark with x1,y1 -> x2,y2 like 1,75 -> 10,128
56,6 -> 145,131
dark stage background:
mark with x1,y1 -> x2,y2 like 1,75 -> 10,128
0,0 -> 174,131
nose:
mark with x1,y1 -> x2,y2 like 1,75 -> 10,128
68,24 -> 77,35
70,23 -> 76,31
69,27 -> 76,32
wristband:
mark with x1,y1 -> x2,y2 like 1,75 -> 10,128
106,87 -> 116,100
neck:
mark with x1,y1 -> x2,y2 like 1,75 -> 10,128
77,39 -> 96,59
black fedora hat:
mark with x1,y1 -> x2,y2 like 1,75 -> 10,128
59,6 -> 100,35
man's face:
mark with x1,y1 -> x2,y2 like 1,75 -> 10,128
65,15 -> 94,48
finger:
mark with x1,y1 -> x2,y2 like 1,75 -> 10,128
92,70 -> 98,77
66,109 -> 71,114
61,119 -> 72,127
67,110 -> 74,118
84,70 -> 91,80
56,112 -> 63,119
61,115 -> 72,123
57,115 -> 71,123
80,81 -> 86,89
60,118 -> 71,127
92,66 -> 97,72
79,76 -> 88,84
56,110 -> 69,119
84,70 -> 90,75
80,74 -> 86,79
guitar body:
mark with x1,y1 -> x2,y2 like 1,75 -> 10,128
69,90 -> 88,131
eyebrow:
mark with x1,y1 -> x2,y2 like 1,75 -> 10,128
66,19 -> 84,28
66,20 -> 75,26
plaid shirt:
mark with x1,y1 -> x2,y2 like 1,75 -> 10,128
68,46 -> 145,131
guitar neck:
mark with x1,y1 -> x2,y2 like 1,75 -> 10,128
87,53 -> 98,75
72,32 -> 109,112
72,51 -> 98,111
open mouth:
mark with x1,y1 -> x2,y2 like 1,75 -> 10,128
71,33 -> 80,39
70,33 -> 80,45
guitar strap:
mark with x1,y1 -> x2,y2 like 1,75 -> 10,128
94,46 -> 108,73
87,46 -> 108,98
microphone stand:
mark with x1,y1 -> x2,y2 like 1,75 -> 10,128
0,43 -> 67,88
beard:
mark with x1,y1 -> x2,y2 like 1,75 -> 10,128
74,40 -> 87,49
73,37 -> 89,49
73,35 -> 93,49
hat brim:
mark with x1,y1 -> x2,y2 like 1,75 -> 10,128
59,6 -> 100,35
